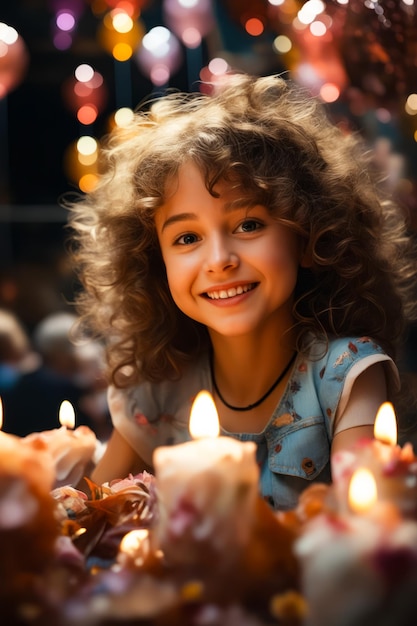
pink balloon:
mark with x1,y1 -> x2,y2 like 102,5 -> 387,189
0,28 -> 29,98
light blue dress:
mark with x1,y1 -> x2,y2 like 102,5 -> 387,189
109,336 -> 398,510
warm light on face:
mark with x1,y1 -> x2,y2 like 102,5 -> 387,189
189,390 -> 220,439
59,400 -> 75,429
348,467 -> 378,513
374,401 -> 397,446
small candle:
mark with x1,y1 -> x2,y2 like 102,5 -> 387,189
25,400 -> 98,488
153,390 -> 259,567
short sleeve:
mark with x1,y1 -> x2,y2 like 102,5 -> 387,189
313,337 -> 399,436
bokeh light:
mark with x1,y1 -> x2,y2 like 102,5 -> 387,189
406,94 -> 417,116
56,11 -> 76,32
62,66 -> 107,118
98,9 -> 144,60
135,26 -> 182,85
319,83 -> 340,103
114,106 -> 135,127
273,35 -> 292,54
64,135 -> 100,192
207,57 -> 228,76
53,31 -> 73,50
77,104 -> 99,125
244,18 -> 264,37
163,0 -> 214,47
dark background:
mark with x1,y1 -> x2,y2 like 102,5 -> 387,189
1,0 -> 417,331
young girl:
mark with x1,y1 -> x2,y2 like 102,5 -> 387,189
66,73 -> 416,510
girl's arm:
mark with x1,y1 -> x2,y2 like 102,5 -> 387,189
90,428 -> 152,486
331,363 -> 388,455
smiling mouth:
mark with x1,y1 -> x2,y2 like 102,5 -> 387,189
204,283 -> 257,300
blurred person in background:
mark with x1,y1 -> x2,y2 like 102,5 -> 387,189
0,308 -> 39,395
1,311 -> 110,439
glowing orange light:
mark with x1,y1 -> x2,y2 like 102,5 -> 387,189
77,104 -> 98,125
245,17 -> 264,36
79,173 -> 99,193
112,41 -> 133,61
98,12 -> 144,57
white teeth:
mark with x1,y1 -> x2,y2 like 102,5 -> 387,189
206,284 -> 254,300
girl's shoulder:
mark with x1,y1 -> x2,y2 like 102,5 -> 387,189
307,335 -> 390,371
300,335 -> 399,416
304,335 -> 398,389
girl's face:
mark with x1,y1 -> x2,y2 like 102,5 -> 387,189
155,162 -> 304,340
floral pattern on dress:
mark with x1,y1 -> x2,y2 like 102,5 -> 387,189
133,412 -> 158,435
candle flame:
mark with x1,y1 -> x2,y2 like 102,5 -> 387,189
374,401 -> 397,446
189,390 -> 220,439
348,467 -> 378,514
59,400 -> 75,429
120,529 -> 149,556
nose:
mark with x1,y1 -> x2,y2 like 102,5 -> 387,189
204,234 -> 239,273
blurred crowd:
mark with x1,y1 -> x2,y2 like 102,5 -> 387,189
0,307 -> 112,441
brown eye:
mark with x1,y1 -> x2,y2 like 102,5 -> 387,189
175,233 -> 199,245
238,219 -> 262,233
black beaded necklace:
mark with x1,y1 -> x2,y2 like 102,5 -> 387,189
210,351 -> 297,412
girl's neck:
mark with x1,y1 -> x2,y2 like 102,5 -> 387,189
208,326 -> 297,429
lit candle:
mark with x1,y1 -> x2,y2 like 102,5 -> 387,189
374,402 -> 397,446
59,399 -> 76,429
333,402 -> 417,518
372,401 -> 401,463
348,467 -> 377,514
332,402 -> 400,514
25,400 -> 98,488
295,480 -> 416,626
153,390 -> 259,567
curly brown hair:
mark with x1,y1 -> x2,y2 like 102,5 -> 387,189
65,73 -> 417,389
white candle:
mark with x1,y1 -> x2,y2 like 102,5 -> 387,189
153,390 -> 259,566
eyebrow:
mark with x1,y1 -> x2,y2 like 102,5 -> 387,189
160,212 -> 197,232
160,202 -> 258,232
